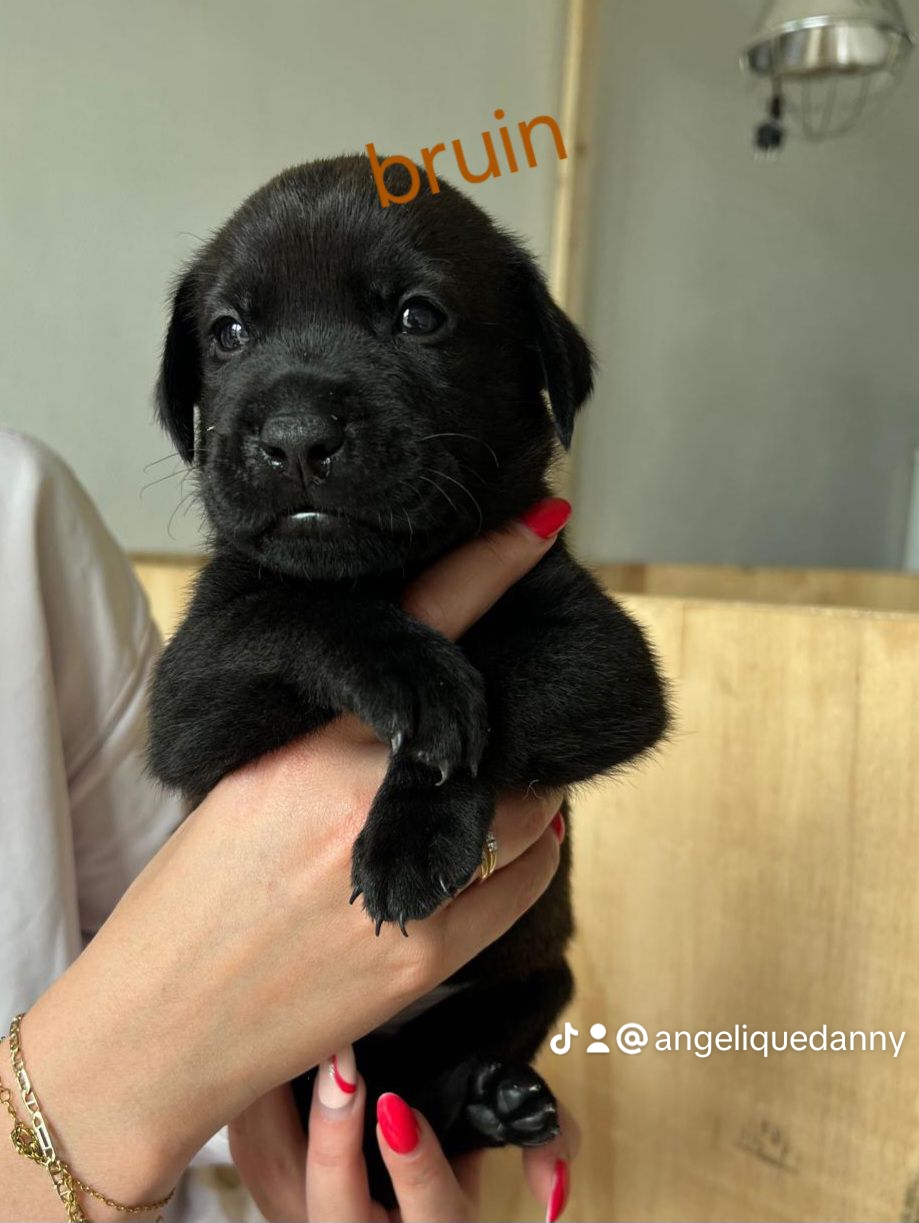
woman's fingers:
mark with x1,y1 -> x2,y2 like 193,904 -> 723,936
450,1150 -> 486,1202
483,786 -> 566,878
306,1047 -> 385,1223
227,1082 -> 309,1223
376,1094 -> 474,1223
522,1100 -> 581,1221
434,826 -> 561,978
400,498 -> 571,642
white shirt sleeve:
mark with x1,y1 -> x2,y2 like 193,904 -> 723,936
0,429 -> 264,1222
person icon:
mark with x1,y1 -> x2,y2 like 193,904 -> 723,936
587,1023 -> 610,1053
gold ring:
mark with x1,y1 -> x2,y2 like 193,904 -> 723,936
479,832 -> 499,882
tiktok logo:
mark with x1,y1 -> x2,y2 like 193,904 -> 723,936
550,1022 -> 579,1055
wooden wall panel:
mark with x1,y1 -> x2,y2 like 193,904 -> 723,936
597,562 -> 919,613
133,556 -> 202,640
134,560 -> 919,1222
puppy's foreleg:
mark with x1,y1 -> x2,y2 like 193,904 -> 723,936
150,564 -> 491,863
462,544 -> 670,791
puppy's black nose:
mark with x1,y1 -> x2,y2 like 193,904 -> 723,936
258,412 -> 345,484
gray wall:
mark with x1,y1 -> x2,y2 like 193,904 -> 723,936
0,0 -> 564,552
573,0 -> 919,570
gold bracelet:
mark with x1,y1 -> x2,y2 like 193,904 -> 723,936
5,1016 -> 176,1220
0,1036 -> 88,1222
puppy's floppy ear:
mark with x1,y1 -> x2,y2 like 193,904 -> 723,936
515,249 -> 595,450
155,267 -> 201,463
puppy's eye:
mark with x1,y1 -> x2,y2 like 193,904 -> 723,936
212,317 -> 249,353
397,297 -> 445,336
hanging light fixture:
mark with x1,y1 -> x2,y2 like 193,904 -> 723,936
742,0 -> 915,150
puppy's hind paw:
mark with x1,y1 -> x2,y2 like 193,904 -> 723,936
464,1062 -> 560,1148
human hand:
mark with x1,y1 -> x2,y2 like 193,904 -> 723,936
21,500 -> 572,1213
229,1047 -> 579,1222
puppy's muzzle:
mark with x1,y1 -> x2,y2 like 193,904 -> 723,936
259,409 -> 345,485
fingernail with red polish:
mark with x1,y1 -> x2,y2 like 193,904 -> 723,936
519,498 -> 572,540
318,1046 -> 357,1109
377,1092 -> 420,1155
550,811 -> 565,844
546,1159 -> 570,1223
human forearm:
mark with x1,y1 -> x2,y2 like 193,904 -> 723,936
0,921 -> 249,1222
0,797 -> 289,1218
0,975 -> 201,1223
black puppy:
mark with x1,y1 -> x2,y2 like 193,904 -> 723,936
149,154 -> 668,1201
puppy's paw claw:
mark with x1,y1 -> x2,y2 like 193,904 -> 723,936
435,762 -> 451,787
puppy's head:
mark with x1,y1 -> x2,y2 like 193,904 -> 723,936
156,154 -> 593,579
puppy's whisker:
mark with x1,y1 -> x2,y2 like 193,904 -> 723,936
426,468 -> 483,533
454,459 -> 492,489
177,466 -> 197,507
419,433 -> 500,469
393,480 -> 427,523
402,507 -> 414,544
417,473 -> 459,517
167,486 -> 200,538
181,485 -> 200,518
143,451 -> 182,472
140,466 -> 186,497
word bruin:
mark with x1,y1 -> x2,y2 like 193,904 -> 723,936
367,109 -> 567,207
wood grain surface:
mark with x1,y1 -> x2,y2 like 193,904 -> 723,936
596,562 -> 919,613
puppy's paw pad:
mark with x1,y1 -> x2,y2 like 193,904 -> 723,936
464,1062 -> 560,1147
350,777 -> 491,928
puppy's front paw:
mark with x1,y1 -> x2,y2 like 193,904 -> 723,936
341,634 -> 488,784
464,1061 -> 560,1147
350,768 -> 493,931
